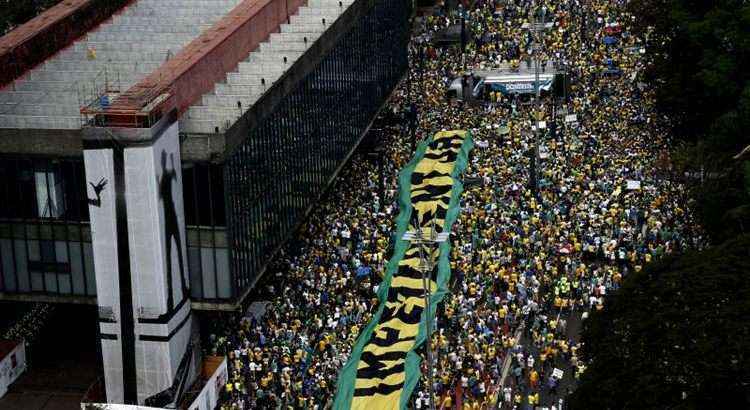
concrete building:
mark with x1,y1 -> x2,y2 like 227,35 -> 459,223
0,0 -> 409,405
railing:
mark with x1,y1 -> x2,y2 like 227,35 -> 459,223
77,66 -> 124,128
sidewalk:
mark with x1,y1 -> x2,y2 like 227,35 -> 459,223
0,353 -> 99,410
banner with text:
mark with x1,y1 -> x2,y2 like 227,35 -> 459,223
333,130 -> 473,410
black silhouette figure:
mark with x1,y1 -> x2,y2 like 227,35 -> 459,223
87,177 -> 108,207
159,151 -> 188,311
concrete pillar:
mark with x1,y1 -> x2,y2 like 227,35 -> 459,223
83,119 -> 199,406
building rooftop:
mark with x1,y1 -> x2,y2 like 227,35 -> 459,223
181,0 -> 354,134
0,0 -> 359,138
0,0 -> 244,130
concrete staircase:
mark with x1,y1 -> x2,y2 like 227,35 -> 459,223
181,0 -> 354,134
0,0 -> 244,130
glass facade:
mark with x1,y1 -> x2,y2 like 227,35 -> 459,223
182,162 -> 232,301
0,157 -> 96,296
223,0 -> 410,299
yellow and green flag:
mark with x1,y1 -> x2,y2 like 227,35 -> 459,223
333,130 -> 474,410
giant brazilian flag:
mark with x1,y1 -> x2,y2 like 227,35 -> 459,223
333,130 -> 473,410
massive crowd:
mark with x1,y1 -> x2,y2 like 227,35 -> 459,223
213,0 -> 702,409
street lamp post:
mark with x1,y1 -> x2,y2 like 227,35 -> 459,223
528,1 -> 546,199
419,40 -> 425,99
367,137 -> 386,201
409,37 -> 426,154
460,14 -> 467,69
402,220 -> 449,410
407,41 -> 414,152
410,103 -> 418,153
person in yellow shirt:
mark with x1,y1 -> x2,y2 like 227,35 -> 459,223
528,392 -> 537,406
560,339 -> 570,358
441,394 -> 452,408
529,368 -> 539,388
318,336 -> 327,352
260,372 -> 273,388
554,295 -> 563,308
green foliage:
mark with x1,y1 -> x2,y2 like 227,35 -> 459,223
573,7 -> 750,403
694,165 -> 749,241
0,0 -> 62,35
629,0 -> 750,241
640,0 -> 750,148
569,235 -> 750,409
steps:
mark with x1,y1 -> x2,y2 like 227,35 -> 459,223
0,0 -> 245,129
181,0 -> 355,134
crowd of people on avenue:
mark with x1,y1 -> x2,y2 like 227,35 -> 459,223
213,0 -> 702,408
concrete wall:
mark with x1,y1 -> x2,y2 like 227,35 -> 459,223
85,121 -> 198,404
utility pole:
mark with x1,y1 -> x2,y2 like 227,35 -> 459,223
403,220 -> 449,410
411,37 -> 425,153
528,1 -> 545,199
407,42 -> 415,153
367,130 -> 386,201
419,39 -> 425,100
410,102 -> 418,153
407,43 -> 412,114
460,13 -> 467,70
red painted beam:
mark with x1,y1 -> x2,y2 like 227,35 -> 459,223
96,0 -> 307,128
0,0 -> 136,89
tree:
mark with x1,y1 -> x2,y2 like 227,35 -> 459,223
627,0 -> 750,241
629,1 -> 750,142
568,235 -> 750,409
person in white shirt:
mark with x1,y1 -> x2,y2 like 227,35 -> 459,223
415,391 -> 424,409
